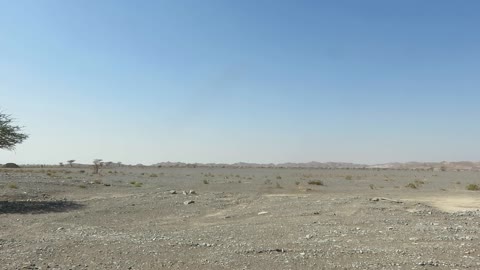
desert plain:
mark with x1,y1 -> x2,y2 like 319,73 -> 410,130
1,166 -> 480,269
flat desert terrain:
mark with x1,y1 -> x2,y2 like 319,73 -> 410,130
1,167 -> 480,269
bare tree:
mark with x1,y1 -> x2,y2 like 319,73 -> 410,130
0,111 -> 28,150
67,160 -> 75,167
93,159 -> 103,174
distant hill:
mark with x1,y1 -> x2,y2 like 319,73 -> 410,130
17,161 -> 480,171
151,161 -> 480,171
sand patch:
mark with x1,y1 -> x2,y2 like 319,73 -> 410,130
404,195 -> 480,213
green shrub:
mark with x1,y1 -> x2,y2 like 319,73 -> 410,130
149,173 -> 158,177
345,175 -> 353,180
466,184 -> 479,191
203,179 -> 209,184
8,183 -> 18,189
129,181 -> 143,187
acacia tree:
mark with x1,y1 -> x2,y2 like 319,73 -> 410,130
93,159 -> 103,174
0,111 -> 28,150
67,160 -> 75,167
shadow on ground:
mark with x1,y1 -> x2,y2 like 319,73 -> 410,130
0,200 -> 84,214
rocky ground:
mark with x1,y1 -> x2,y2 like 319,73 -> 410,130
1,167 -> 479,269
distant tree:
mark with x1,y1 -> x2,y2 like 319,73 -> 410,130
104,161 -> 113,167
116,162 -> 122,167
0,111 -> 28,150
67,160 -> 75,167
93,159 -> 103,174
59,162 -> 64,167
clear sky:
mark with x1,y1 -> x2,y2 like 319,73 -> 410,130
1,0 -> 479,165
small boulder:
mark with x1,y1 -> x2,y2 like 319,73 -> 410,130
184,200 -> 195,205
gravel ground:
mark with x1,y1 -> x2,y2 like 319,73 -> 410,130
1,167 -> 480,269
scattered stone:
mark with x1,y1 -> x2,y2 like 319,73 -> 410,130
184,200 -> 195,205
258,211 -> 269,215
257,248 -> 286,254
169,190 -> 177,194
370,197 -> 402,203
418,260 -> 440,266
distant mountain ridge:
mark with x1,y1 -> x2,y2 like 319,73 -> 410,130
152,161 -> 480,171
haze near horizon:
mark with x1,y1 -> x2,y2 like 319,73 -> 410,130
1,0 -> 480,165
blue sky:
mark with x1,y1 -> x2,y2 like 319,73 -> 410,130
1,0 -> 479,165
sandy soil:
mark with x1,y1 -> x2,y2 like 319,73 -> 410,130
1,167 -> 479,269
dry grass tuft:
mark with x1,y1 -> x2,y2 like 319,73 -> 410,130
308,180 -> 323,186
